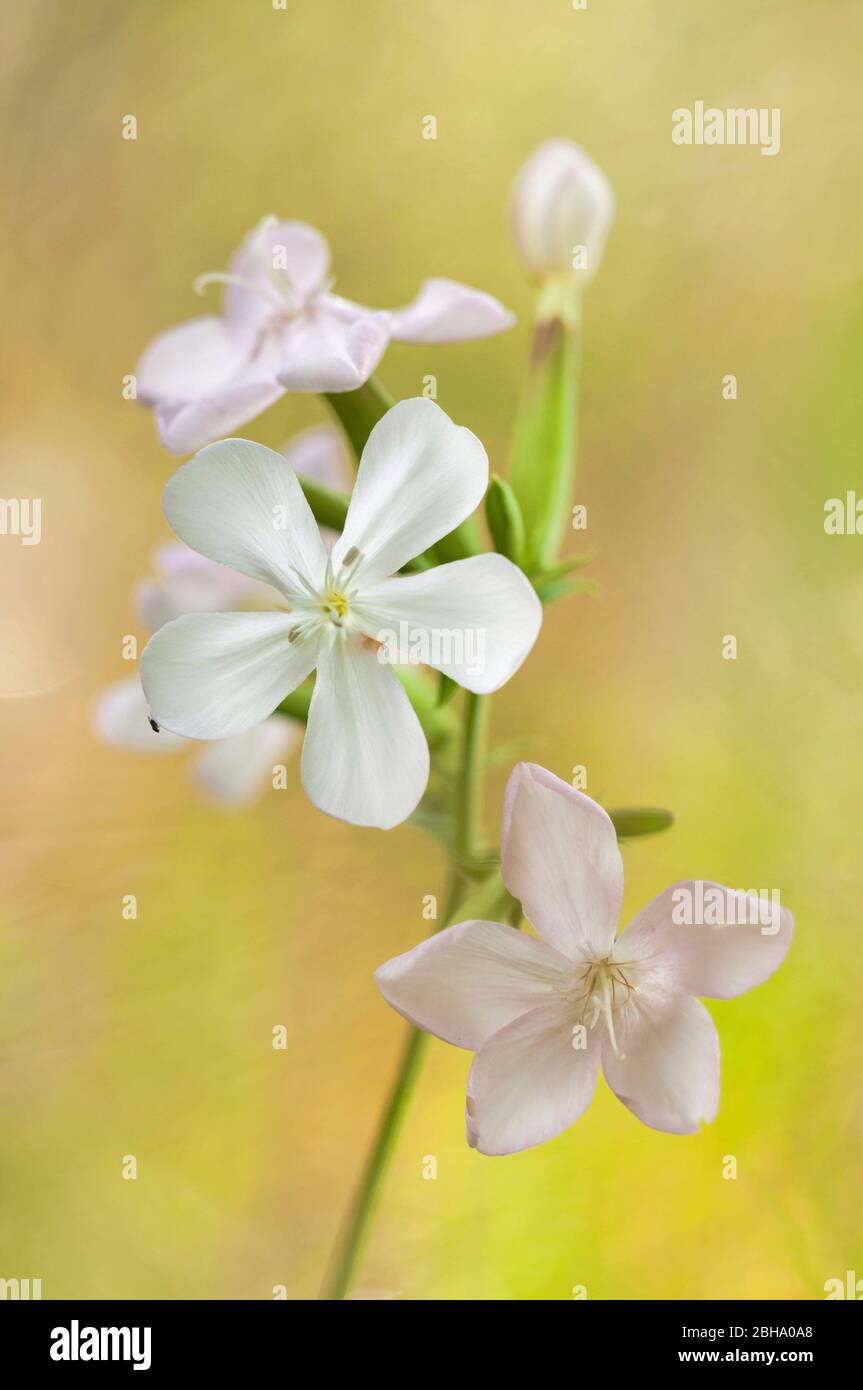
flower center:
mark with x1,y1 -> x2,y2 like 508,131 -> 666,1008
322,589 -> 350,625
192,217 -> 330,324
572,956 -> 636,1058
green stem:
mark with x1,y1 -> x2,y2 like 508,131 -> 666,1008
509,314 -> 581,573
299,476 -> 349,533
324,377 -> 394,461
318,692 -> 487,1300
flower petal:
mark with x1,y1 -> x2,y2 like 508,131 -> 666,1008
466,1003 -> 601,1155
140,611 -> 320,740
192,715 -> 302,807
375,919 -> 572,1051
92,676 -> 185,754
500,762 -> 623,960
618,880 -> 794,1000
510,140 -> 616,281
331,398 -> 488,585
387,278 -> 515,342
154,376 -> 285,455
301,631 -> 429,828
161,438 -> 329,597
275,302 -> 390,392
224,219 -> 331,326
356,554 -> 542,694
135,315 -> 252,405
602,993 -> 719,1135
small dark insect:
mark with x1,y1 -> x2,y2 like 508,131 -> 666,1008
148,717 -> 160,733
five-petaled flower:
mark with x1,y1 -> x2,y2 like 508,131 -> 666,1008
375,762 -> 793,1154
135,217 -> 515,454
94,425 -> 351,806
140,399 -> 543,829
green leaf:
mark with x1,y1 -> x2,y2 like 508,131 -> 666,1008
531,551 -> 594,583
484,474 -> 526,567
609,807 -> 676,840
508,317 -> 579,571
533,574 -> 598,604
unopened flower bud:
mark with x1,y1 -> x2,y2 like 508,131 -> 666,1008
510,139 -> 615,290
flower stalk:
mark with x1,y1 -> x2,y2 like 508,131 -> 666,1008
319,690 -> 488,1300
508,315 -> 580,573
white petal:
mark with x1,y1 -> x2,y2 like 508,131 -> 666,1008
192,715 -> 302,807
602,993 -> 719,1135
618,880 -> 794,1000
275,303 -> 390,392
92,676 -> 185,754
135,315 -> 251,404
501,762 -> 623,960
375,919 -> 572,1050
154,376 -> 285,456
331,398 -> 488,585
387,278 -> 514,342
224,219 -> 331,326
140,611 -> 320,740
466,1003 -> 601,1155
356,554 -> 542,694
301,631 -> 429,828
279,425 -> 353,494
161,438 -> 329,597
510,140 -> 615,281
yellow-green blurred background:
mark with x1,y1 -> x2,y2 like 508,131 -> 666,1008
2,0 -> 861,1300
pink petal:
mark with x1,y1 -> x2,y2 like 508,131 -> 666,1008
617,880 -> 794,1000
135,315 -> 252,405
224,219 -> 331,327
375,919 -> 572,1051
387,278 -> 514,342
192,716 -> 301,808
275,302 -> 390,392
279,425 -> 353,494
135,543 -> 265,632
466,1003 -> 601,1155
602,993 -> 719,1135
500,762 -> 623,962
92,676 -> 184,754
154,376 -> 285,455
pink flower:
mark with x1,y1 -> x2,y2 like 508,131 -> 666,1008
375,762 -> 793,1155
136,217 -> 514,454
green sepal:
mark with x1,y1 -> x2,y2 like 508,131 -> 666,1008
508,317 -> 579,571
484,473 -> 526,567
609,807 -> 676,840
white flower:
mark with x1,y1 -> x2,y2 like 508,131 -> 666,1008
140,399 -> 542,829
510,140 -> 615,287
136,217 -> 514,454
93,428 -> 350,807
375,762 -> 794,1154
